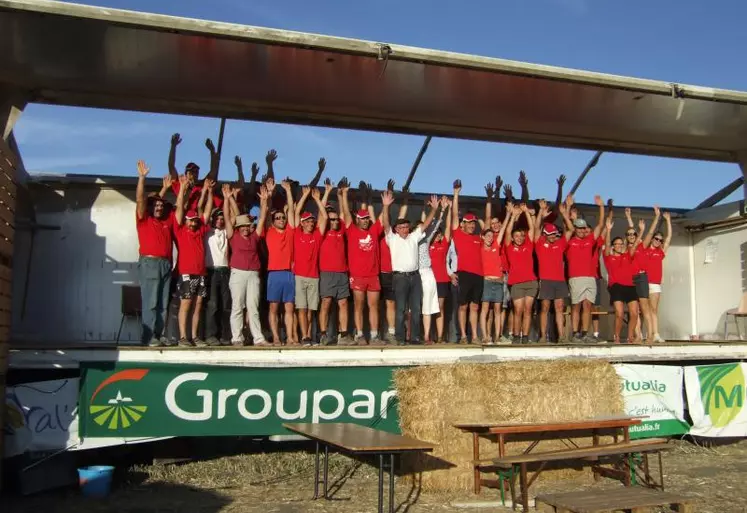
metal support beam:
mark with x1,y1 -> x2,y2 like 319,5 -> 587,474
402,136 -> 432,192
215,117 -> 227,175
694,176 -> 745,210
569,150 -> 603,196
0,88 -> 28,141
737,152 -> 747,216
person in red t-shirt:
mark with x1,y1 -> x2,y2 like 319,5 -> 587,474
638,206 -> 672,343
503,204 -> 537,344
429,200 -> 453,343
174,175 -> 214,347
167,133 -> 224,211
135,160 -> 176,347
479,221 -> 507,344
624,207 -> 655,343
341,181 -> 392,345
319,180 -> 353,346
604,218 -> 640,344
534,200 -> 569,343
293,185 -> 328,345
258,177 -> 298,346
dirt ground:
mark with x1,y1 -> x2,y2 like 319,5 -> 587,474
4,439 -> 745,513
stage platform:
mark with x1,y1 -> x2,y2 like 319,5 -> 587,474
8,341 -> 747,369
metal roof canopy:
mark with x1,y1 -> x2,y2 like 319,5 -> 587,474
2,0 -> 747,162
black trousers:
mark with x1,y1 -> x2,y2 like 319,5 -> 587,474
205,267 -> 231,339
393,271 -> 422,342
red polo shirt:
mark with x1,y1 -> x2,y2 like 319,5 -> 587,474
263,226 -> 294,271
632,245 -> 649,274
535,235 -> 567,281
229,232 -> 261,271
171,181 -> 224,210
647,247 -> 665,285
605,252 -> 635,286
566,234 -> 597,278
320,225 -> 347,273
481,239 -> 504,278
505,239 -> 536,285
379,236 -> 393,273
429,238 -> 450,283
452,228 -> 483,276
175,224 -> 209,275
293,228 -> 323,278
136,212 -> 175,259
347,221 -> 384,278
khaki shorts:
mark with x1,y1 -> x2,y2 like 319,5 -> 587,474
569,277 -> 597,305
510,280 -> 539,301
295,276 -> 320,310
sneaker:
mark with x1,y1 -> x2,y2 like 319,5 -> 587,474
582,334 -> 597,344
458,337 -> 468,345
338,334 -> 355,346
483,337 -> 494,346
231,339 -> 245,347
519,336 -> 528,345
178,338 -> 194,347
148,337 -> 162,347
497,335 -> 512,345
354,335 -> 368,346
207,337 -> 222,347
159,336 -> 175,347
194,338 -> 208,347
253,340 -> 272,347
653,334 -> 665,343
302,338 -> 313,347
382,332 -> 396,344
319,333 -> 330,346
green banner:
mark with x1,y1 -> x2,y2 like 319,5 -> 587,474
80,363 -> 400,438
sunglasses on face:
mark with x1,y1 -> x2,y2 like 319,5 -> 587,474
626,232 -> 636,236
653,237 -> 663,242
329,218 -> 340,222
274,215 -> 286,221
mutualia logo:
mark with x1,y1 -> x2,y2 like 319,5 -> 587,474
697,364 -> 745,428
88,369 -> 150,430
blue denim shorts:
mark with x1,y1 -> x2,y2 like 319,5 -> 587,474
267,270 -> 295,303
482,280 -> 504,304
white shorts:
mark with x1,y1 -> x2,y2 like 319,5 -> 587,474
419,267 -> 440,315
649,283 -> 662,294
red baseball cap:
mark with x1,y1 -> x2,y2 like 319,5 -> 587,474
462,213 -> 478,222
356,209 -> 370,219
300,211 -> 315,221
542,223 -> 560,235
185,210 -> 199,220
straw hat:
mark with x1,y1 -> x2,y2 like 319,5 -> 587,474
235,214 -> 253,228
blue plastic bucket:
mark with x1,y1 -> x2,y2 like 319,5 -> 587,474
78,465 -> 115,498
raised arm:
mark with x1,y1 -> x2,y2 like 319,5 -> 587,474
256,185 -> 270,237
168,133 -> 180,181
339,177 -> 352,228
442,197 -> 453,242
136,160 -> 150,220
422,195 -> 439,231
593,195 -> 605,239
381,189 -> 394,232
158,174 -> 173,199
535,199 -> 549,242
494,175 -> 505,221
558,200 -> 573,240
518,170 -> 530,203
521,203 -> 534,241
265,149 -> 277,180
553,174 -> 566,217
662,211 -> 673,252
197,182 -> 209,216
308,157 -> 326,189
643,205 -> 661,248
630,219 -> 645,256
175,174 -> 188,226
308,188 -> 327,236
202,179 -> 215,224
281,179 -> 296,228
295,185 -> 312,220
504,205 -> 520,246
484,182 -> 494,228
222,184 -> 235,239
624,207 -> 634,228
451,179 -> 462,230
204,138 -> 219,182
321,178 -> 333,207
604,218 -> 613,256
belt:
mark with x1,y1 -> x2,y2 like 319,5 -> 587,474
140,255 -> 169,260
393,270 -> 418,276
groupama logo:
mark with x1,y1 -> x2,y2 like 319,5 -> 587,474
697,363 -> 745,427
88,369 -> 150,430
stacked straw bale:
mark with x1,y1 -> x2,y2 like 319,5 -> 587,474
394,360 -> 624,491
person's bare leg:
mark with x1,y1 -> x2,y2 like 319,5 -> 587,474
385,299 -> 395,335
298,308 -> 309,341
269,302 -> 281,344
191,297 -> 203,340
540,300 -> 551,339
650,293 -> 661,338
522,297 -> 535,338
592,306 -> 600,335
554,299 -> 565,341
458,304 -> 468,340
178,299 -> 191,340
581,300 -> 592,333
353,290 -> 365,335
480,301 -> 490,342
367,291 -> 380,341
423,313 -> 432,343
571,303 -> 581,334
613,302 -> 624,343
492,304 -> 502,342
284,302 -> 297,344
436,298 -> 446,341
628,301 -> 640,344
512,298 -> 525,336
508,311 -> 514,336
319,298 -> 332,334
639,298 -> 653,342
338,298 -> 349,334
469,303 -> 479,343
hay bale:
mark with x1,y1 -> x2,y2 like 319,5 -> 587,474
394,360 -> 624,492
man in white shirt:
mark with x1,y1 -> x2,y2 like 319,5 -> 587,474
204,209 -> 231,346
384,194 -> 439,344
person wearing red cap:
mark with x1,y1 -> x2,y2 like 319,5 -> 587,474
559,194 -> 606,343
174,175 -> 214,346
293,185 -> 328,345
604,217 -> 641,344
534,200 -> 569,343
258,177 -> 298,345
451,180 -> 484,344
341,181 -> 390,345
503,203 -> 537,344
167,133 -> 224,211
135,160 -> 176,347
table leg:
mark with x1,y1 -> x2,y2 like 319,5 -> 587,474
658,451 -> 665,490
389,453 -> 395,513
378,454 -> 384,513
313,442 -> 320,499
519,463 -> 529,513
498,433 -> 505,457
643,452 -> 651,486
323,445 -> 329,499
624,452 -> 632,487
473,432 -> 481,494
592,429 -> 599,481
623,426 -> 630,443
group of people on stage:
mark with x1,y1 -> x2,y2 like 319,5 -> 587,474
135,135 -> 673,348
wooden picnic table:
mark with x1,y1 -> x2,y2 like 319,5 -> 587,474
453,415 -> 643,494
283,423 -> 434,513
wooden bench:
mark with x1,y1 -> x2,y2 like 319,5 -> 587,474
283,422 -> 434,513
536,487 -> 694,513
489,439 -> 671,512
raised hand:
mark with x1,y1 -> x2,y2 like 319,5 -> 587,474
280,179 -> 292,191
428,194 -> 439,209
162,174 -> 173,189
495,175 -> 503,193
565,193 -> 575,208
318,157 -> 326,173
358,181 -> 368,195
324,177 -> 333,193
137,160 -> 150,177
311,187 -> 322,200
503,184 -> 513,199
638,219 -> 645,233
234,155 -> 242,170
440,195 -> 451,209
662,211 -> 671,221
453,179 -> 462,193
518,170 -> 528,187
512,204 -> 522,217
204,178 -> 216,190
624,207 -> 632,217
338,176 -> 350,190
594,195 -> 603,206
387,179 -> 395,192
381,190 -> 395,207
485,183 -> 494,199
266,149 -> 278,165
265,176 -> 276,191
506,200 -> 514,213
250,162 -> 260,179
258,185 -> 270,202
653,204 -> 660,217
205,138 -> 216,154
301,185 -> 311,197
538,198 -> 548,214
171,133 -> 182,147
221,183 -> 231,197
606,218 -> 613,230
607,198 -> 614,210
519,203 -> 528,213
179,174 -> 189,187
557,174 -> 566,187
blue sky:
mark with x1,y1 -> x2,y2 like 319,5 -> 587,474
13,0 -> 747,208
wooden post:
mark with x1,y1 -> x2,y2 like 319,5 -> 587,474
472,432 -> 481,494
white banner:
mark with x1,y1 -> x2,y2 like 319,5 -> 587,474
4,378 -> 168,458
685,363 -> 747,438
614,364 -> 688,438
